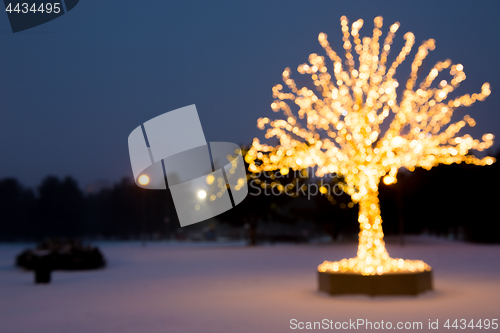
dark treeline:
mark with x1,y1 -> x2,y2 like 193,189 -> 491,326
0,177 -> 178,241
378,158 -> 500,243
0,151 -> 499,242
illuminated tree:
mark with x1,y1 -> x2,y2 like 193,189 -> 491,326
246,16 -> 494,275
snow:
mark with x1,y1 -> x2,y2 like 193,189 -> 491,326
1,237 -> 499,332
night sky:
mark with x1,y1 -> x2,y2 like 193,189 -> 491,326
0,0 -> 498,189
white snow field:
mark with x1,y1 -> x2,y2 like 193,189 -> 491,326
1,237 -> 499,333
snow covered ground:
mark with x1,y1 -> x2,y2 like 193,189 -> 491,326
1,237 -> 499,333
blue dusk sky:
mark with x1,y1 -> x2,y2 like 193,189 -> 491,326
0,0 -> 498,188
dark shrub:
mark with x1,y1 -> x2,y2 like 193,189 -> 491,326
16,239 -> 106,270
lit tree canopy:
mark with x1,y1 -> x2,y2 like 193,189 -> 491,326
246,16 -> 495,275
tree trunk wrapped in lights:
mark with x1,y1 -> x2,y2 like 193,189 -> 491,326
246,16 -> 494,276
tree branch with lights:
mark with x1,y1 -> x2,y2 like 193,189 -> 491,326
245,16 -> 494,275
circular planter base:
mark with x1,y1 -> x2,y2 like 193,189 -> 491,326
318,270 -> 432,296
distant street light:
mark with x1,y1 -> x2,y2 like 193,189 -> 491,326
138,174 -> 149,246
138,175 -> 150,186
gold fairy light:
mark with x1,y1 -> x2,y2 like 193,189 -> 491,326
247,16 -> 494,275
